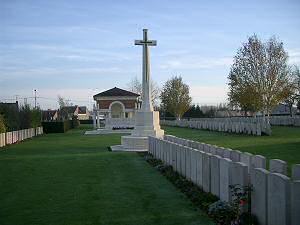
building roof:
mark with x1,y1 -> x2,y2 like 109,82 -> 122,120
78,106 -> 87,114
42,110 -> 58,118
93,87 -> 140,98
61,105 -> 78,114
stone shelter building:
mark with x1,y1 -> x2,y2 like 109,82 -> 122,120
93,87 -> 140,119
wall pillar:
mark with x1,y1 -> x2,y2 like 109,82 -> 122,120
97,111 -> 100,129
93,110 -> 96,129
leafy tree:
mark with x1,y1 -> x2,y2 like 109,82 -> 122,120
160,76 -> 192,120
126,76 -> 160,107
0,114 -> 6,133
19,104 -> 32,129
0,102 -> 19,131
30,107 -> 42,128
183,104 -> 204,118
228,35 -> 292,118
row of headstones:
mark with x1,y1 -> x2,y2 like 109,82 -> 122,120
0,127 -> 43,148
148,135 -> 300,225
270,116 -> 300,127
160,118 -> 271,136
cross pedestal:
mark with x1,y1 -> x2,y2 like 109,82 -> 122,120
111,29 -> 164,152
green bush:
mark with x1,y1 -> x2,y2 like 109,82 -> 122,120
30,107 -> 42,128
208,200 -> 235,224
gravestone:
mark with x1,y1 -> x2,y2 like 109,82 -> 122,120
197,142 -> 204,151
251,168 -> 269,225
180,146 -> 186,176
210,155 -> 222,197
202,153 -> 212,192
251,155 -> 266,170
220,158 -> 232,202
196,151 -> 204,188
190,149 -> 198,184
268,173 -> 291,225
209,145 -> 217,155
230,150 -> 241,162
215,147 -> 224,157
270,159 -> 287,175
240,152 -> 253,172
292,164 -> 300,180
171,143 -> 177,169
176,144 -> 181,173
291,180 -> 300,225
230,162 -> 248,187
223,148 -> 232,159
185,147 -> 192,180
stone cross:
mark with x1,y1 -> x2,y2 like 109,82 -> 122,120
135,29 -> 156,112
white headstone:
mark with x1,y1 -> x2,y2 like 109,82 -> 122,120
269,159 -> 287,175
251,168 -> 269,225
291,180 -> 300,225
268,173 -> 291,225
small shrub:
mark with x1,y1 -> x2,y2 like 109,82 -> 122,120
208,200 -> 235,225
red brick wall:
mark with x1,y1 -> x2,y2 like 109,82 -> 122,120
97,100 -> 136,109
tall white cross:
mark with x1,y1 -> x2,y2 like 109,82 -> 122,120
135,29 -> 156,112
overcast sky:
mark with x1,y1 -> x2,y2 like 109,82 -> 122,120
1,0 -> 300,109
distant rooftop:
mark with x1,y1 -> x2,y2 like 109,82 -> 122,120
93,87 -> 140,98
78,106 -> 87,114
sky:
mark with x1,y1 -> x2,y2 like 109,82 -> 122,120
1,0 -> 300,110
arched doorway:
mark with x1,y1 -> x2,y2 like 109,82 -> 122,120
109,101 -> 125,118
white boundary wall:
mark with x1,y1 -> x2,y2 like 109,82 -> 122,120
269,116 -> 300,127
161,117 -> 271,136
149,135 -> 299,225
0,127 -> 43,148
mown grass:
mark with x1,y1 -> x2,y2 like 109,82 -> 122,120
0,125 -> 213,225
163,125 -> 300,174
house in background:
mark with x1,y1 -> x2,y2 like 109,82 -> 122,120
42,109 -> 58,121
60,105 -> 79,120
271,103 -> 297,115
78,106 -> 90,120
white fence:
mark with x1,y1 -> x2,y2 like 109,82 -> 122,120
148,135 -> 300,225
0,127 -> 43,148
161,117 -> 271,136
270,116 -> 300,127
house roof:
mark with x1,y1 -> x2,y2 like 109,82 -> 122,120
78,106 -> 87,114
93,87 -> 139,98
42,110 -> 58,118
0,102 -> 19,116
61,106 -> 78,114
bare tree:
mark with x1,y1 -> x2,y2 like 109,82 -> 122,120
160,76 -> 192,120
57,95 -> 73,108
284,65 -> 300,116
126,76 -> 160,107
228,35 -> 292,118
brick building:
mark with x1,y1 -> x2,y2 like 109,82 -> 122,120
93,87 -> 140,119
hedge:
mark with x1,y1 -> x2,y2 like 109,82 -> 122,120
79,119 -> 93,124
42,119 -> 79,133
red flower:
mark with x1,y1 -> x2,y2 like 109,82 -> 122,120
240,200 -> 246,205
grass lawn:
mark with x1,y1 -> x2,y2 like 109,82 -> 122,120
0,125 -> 213,225
163,125 -> 300,174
